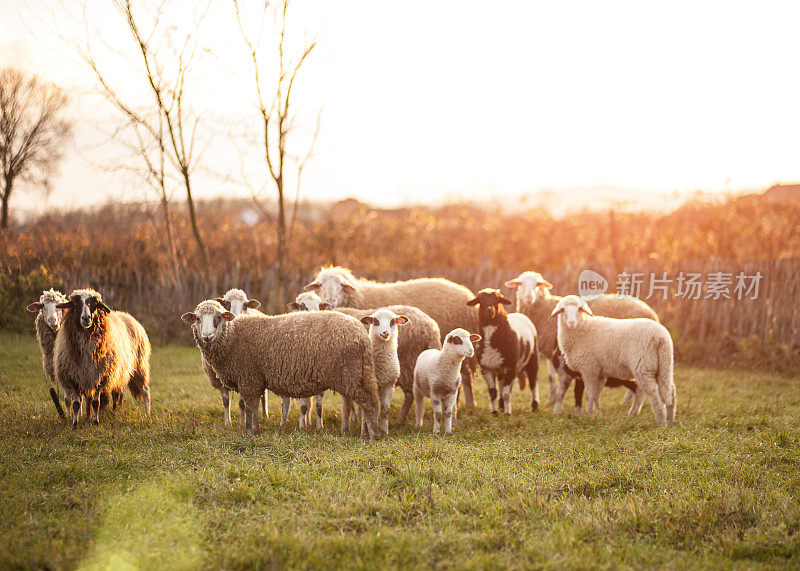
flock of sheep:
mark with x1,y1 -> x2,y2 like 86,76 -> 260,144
26,266 -> 677,438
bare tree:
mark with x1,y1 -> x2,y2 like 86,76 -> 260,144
0,68 -> 71,230
79,0 -> 210,264
233,0 -> 320,302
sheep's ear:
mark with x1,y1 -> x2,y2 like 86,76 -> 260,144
26,302 -> 43,312
499,295 -> 513,305
504,280 -> 521,289
341,281 -> 356,292
288,302 -> 301,311
466,297 -> 479,306
303,281 -> 320,291
550,307 -> 564,319
222,311 -> 236,321
219,299 -> 232,310
55,301 -> 73,309
97,301 -> 111,313
395,315 -> 409,325
214,297 -> 225,303
537,280 -> 554,290
579,304 -> 594,316
245,299 -> 261,309
181,312 -> 198,323
469,334 -> 482,343
319,302 -> 332,311
360,316 -> 375,326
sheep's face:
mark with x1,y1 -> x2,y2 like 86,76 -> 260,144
57,291 -> 110,329
216,289 -> 261,317
181,303 -> 235,345
467,288 -> 513,322
444,328 -> 482,359
550,295 -> 593,329
504,272 -> 553,306
288,292 -> 332,312
27,290 -> 67,331
303,270 -> 356,308
360,309 -> 408,342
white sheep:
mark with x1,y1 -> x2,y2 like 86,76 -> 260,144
26,288 -> 69,418
504,271 -> 658,408
414,329 -> 481,434
343,308 -> 408,436
303,266 -> 481,410
551,295 -> 676,424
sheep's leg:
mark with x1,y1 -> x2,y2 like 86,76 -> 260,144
413,386 -> 425,428
49,387 -> 66,419
621,388 -> 635,406
299,398 -> 310,429
341,397 -> 353,436
581,374 -> 602,416
238,397 -> 246,427
83,397 -> 91,419
460,359 -> 477,412
636,374 -> 666,424
71,396 -> 81,429
526,357 -> 540,411
220,387 -> 231,426
628,386 -> 647,417
442,392 -> 457,434
140,385 -> 151,415
379,386 -> 394,435
90,394 -> 101,426
500,373 -> 514,415
261,391 -> 268,418
545,359 -> 558,405
398,390 -> 414,425
314,392 -> 325,430
280,397 -> 291,428
357,396 -> 380,440
245,397 -> 261,435
431,396 -> 444,435
552,367 -> 573,415
573,378 -> 585,411
665,383 -> 677,424
484,370 -> 499,415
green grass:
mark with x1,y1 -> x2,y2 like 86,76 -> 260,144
1,331 -> 799,569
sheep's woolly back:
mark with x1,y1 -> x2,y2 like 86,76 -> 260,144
335,305 -> 441,393
309,266 -> 477,345
199,310 -> 379,408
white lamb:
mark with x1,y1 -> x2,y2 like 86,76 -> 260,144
413,329 -> 481,434
344,308 -> 408,436
551,295 -> 676,424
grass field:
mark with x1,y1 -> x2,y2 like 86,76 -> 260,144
0,331 -> 798,569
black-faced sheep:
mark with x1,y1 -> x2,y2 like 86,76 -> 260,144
505,271 -> 658,408
181,300 -> 381,438
27,289 -> 69,418
551,295 -> 675,424
303,266 -> 480,410
54,289 -> 152,428
413,329 -> 481,434
467,288 -> 539,414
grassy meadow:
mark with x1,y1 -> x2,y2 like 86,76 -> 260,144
0,331 -> 798,569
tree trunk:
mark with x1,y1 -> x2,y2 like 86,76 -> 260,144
160,195 -> 180,281
182,169 -> 208,265
1,179 -> 11,230
276,174 -> 286,307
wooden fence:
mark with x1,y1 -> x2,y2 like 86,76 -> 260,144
53,259 -> 800,365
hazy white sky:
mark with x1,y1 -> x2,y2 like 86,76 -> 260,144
2,0 -> 800,216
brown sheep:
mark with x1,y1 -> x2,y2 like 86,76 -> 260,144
181,300 -> 381,439
303,266 -> 480,410
54,289 -> 152,428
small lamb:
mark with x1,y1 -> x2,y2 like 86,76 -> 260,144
345,309 -> 408,436
413,329 -> 481,434
551,295 -> 675,424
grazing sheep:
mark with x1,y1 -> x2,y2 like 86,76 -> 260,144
551,295 -> 675,423
207,288 -> 269,425
504,271 -> 658,407
54,289 -> 151,428
304,266 -> 480,410
335,304 -> 441,424
181,300 -> 381,438
414,329 -> 481,434
344,308 -> 408,436
26,289 -> 71,418
467,289 -> 539,414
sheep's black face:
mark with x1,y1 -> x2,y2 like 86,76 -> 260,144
467,289 -> 513,323
57,293 -> 109,329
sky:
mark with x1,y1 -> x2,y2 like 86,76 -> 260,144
2,0 -> 800,217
